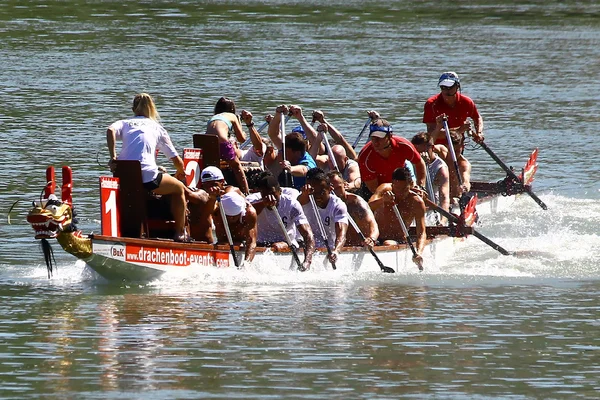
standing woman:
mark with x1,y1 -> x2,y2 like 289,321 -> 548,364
106,92 -> 189,242
206,97 -> 250,194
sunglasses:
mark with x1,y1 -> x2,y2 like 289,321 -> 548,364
440,85 -> 457,91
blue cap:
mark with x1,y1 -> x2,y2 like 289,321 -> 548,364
438,71 -> 460,87
291,125 -> 306,138
369,124 -> 393,138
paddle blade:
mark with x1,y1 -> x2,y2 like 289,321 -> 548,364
520,148 -> 539,185
461,194 -> 479,228
381,266 -> 395,273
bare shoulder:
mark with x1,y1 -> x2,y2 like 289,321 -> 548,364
374,182 -> 393,195
408,191 -> 427,209
245,203 -> 257,222
346,193 -> 372,218
225,186 -> 244,196
346,193 -> 368,209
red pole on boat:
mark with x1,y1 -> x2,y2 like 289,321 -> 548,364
61,166 -> 73,205
45,166 -> 55,198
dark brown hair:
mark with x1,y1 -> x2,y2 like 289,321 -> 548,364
214,97 -> 236,114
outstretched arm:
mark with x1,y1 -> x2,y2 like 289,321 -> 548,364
297,223 -> 315,270
333,222 -> 348,256
243,206 -> 258,262
435,164 -> 450,224
290,105 -> 322,155
414,199 -> 427,259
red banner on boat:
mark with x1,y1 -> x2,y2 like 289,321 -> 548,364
123,244 -> 230,268
100,176 -> 121,237
183,148 -> 203,188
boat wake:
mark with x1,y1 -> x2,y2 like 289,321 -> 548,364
14,193 -> 600,289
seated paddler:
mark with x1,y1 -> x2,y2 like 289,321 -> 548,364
267,105 -> 317,190
198,166 -> 257,263
368,166 -> 426,266
297,168 -> 348,266
247,171 -> 316,271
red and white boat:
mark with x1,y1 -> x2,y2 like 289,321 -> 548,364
26,141 -> 541,281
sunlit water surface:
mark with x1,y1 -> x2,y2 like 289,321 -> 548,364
0,0 -> 599,398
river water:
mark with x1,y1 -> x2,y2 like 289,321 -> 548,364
1,0 -> 599,398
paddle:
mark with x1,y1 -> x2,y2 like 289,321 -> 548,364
423,197 -> 512,256
475,139 -> 548,210
308,194 -> 337,270
422,155 -> 441,225
270,206 -> 305,271
391,204 -> 424,271
351,117 -> 372,149
320,128 -> 339,172
442,117 -> 463,187
346,216 -> 395,273
280,111 -> 294,187
217,195 -> 241,269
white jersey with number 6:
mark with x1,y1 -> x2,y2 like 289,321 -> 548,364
247,190 -> 308,245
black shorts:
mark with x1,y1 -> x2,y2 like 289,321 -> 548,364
143,172 -> 163,191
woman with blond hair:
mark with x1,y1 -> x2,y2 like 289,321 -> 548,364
106,92 -> 190,241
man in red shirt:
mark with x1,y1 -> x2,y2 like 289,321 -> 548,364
358,119 -> 426,195
423,71 -> 484,145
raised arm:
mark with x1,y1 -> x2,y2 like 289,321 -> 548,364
312,110 -> 358,160
241,110 -> 263,156
290,105 -> 322,155
268,105 -> 288,150
230,113 -> 247,143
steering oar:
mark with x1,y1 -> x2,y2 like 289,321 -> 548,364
475,137 -> 547,210
423,197 -> 512,256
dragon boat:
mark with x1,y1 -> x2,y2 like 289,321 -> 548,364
26,135 -> 540,282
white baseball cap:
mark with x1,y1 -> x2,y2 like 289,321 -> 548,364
201,166 -> 225,183
220,191 -> 247,217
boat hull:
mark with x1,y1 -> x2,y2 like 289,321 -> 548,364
83,233 -> 462,281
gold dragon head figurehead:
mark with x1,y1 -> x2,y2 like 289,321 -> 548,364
27,194 -> 74,239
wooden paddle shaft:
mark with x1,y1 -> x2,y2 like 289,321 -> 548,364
217,196 -> 240,269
